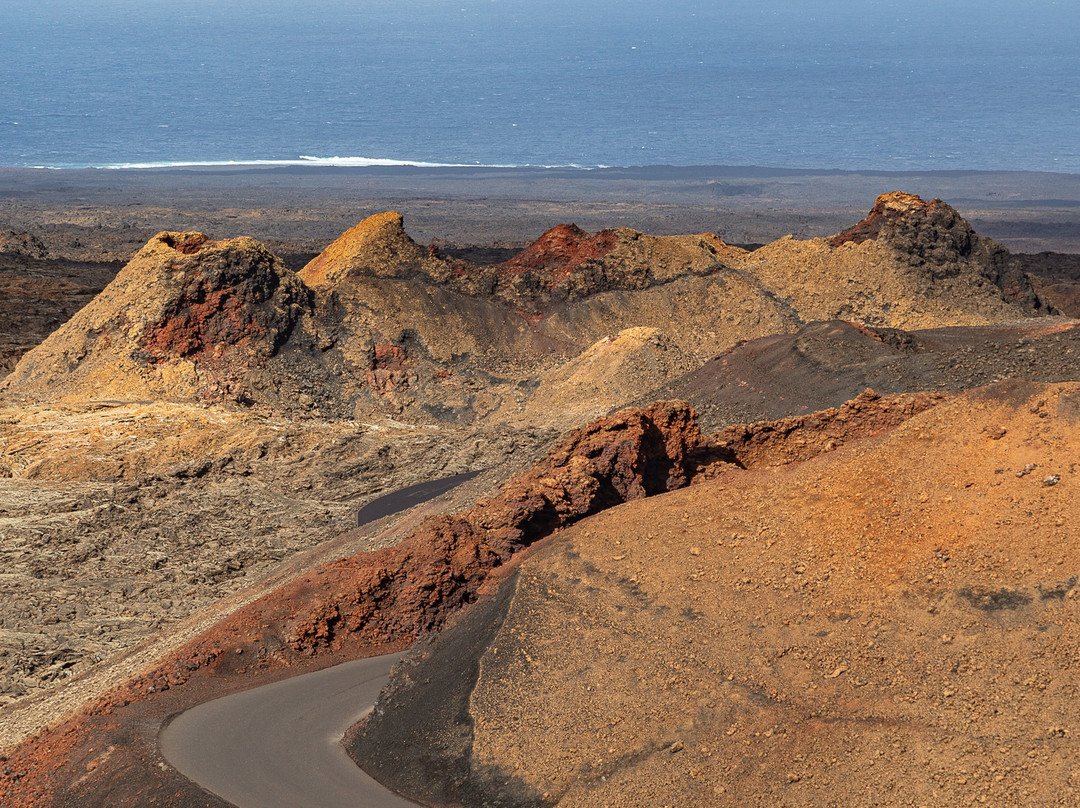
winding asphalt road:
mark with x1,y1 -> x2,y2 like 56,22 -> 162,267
160,654 -> 415,808
160,470 -> 483,807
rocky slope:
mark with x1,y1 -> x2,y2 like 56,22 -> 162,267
0,399 -> 713,806
1,195 -> 1053,426
354,379 -> 1080,808
0,241 -> 117,377
0,232 -> 327,411
737,192 -> 1047,328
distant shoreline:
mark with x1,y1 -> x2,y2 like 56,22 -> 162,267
2,164 -> 1079,254
4,162 -> 1079,179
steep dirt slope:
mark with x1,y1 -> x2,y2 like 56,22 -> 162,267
0,242 -> 117,377
656,317 -> 1080,429
0,232 -> 329,411
356,379 -> 1080,808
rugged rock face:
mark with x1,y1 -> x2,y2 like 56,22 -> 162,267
828,191 -> 1045,311
0,232 -> 322,409
499,223 -> 620,281
487,224 -> 741,309
281,400 -> 705,653
828,190 -> 939,246
137,233 -> 307,365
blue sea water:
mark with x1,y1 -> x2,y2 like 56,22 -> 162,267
1,0 -> 1078,172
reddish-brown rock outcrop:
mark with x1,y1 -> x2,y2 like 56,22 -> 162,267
0,232 -> 326,409
828,191 -> 937,247
139,233 -> 307,365
498,223 -> 620,282
284,399 -> 704,652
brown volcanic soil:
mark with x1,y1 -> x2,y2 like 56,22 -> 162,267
355,379 -> 1080,808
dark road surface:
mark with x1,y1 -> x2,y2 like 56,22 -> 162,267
160,469 -> 484,807
160,654 -> 416,808
355,469 -> 483,527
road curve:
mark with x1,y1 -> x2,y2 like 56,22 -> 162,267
160,470 -> 485,807
159,653 -> 417,808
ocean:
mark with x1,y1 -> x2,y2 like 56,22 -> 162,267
2,0 -> 1079,173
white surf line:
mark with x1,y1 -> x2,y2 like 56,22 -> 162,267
159,653 -> 418,808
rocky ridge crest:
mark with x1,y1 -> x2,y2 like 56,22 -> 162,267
0,194 -> 1053,426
